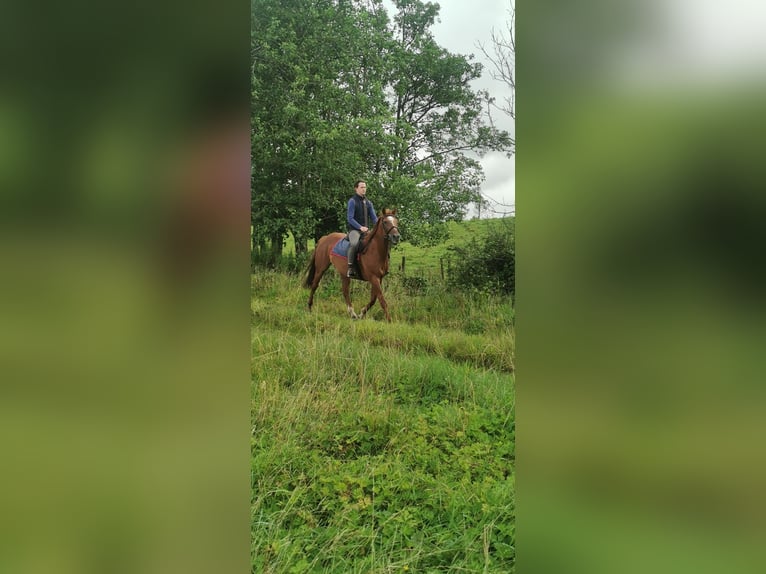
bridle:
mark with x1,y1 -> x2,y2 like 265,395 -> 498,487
382,216 -> 400,243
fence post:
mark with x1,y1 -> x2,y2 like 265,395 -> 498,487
440,257 -> 444,281
401,255 -> 406,274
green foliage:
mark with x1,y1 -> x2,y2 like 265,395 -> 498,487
251,0 -> 393,248
251,0 -> 513,252
387,218 -> 491,276
449,217 -> 515,297
252,270 -> 514,572
251,247 -> 310,275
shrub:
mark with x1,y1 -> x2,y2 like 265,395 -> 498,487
400,275 -> 430,295
448,218 -> 515,296
251,249 -> 311,275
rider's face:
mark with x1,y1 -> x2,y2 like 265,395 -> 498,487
356,183 -> 367,196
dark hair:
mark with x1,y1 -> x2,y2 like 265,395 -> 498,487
354,180 -> 366,189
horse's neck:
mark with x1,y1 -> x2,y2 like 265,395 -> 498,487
364,220 -> 382,244
364,222 -> 388,260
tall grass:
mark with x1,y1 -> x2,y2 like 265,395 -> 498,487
252,270 -> 514,573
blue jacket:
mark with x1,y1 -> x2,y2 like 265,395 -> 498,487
347,193 -> 378,232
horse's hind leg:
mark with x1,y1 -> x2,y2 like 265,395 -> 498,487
308,260 -> 330,311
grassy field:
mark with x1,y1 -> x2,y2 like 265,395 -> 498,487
252,268 -> 515,573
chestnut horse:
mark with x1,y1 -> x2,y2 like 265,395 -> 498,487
304,209 -> 400,321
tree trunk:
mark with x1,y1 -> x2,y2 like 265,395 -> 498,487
252,233 -> 267,257
294,237 -> 308,255
270,233 -> 283,257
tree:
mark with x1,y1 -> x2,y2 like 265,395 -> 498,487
478,0 -> 515,125
251,0 -> 395,256
251,0 -> 514,260
380,0 -> 513,245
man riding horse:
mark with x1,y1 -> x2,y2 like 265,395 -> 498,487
304,179 -> 400,321
346,180 -> 378,278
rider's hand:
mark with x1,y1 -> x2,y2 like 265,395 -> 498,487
360,226 -> 368,233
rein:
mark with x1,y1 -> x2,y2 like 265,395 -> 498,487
384,224 -> 400,242
362,217 -> 399,249
356,221 -> 394,265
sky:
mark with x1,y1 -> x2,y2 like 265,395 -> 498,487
611,0 -> 766,89
382,0 -> 516,218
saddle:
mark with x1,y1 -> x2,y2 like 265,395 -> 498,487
330,235 -> 365,259
331,232 -> 370,259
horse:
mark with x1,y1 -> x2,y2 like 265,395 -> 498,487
303,209 -> 401,321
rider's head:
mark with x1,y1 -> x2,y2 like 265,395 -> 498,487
354,180 -> 367,196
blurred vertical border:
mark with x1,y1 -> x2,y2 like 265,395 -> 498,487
0,1 -> 250,573
520,1 -> 766,573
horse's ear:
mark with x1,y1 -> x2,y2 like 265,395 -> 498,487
383,208 -> 392,215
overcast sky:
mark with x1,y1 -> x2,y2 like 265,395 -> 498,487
382,0 -> 515,217
611,0 -> 766,89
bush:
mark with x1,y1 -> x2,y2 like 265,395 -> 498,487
400,275 -> 430,295
251,249 -> 310,275
448,218 -> 515,296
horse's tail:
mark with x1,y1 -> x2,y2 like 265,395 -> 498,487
303,249 -> 317,288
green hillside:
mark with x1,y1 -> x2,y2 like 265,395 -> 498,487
252,270 -> 515,572
392,218 -> 513,276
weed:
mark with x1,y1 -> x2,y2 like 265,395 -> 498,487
252,269 -> 514,573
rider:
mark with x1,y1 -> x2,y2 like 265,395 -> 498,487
346,180 -> 378,278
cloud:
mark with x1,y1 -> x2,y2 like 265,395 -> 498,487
430,0 -> 515,212
480,152 -> 515,208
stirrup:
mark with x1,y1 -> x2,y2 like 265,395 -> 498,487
347,266 -> 356,278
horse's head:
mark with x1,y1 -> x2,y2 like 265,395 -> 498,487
381,209 -> 400,246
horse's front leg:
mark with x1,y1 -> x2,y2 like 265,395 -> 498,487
341,276 -> 359,319
369,276 -> 391,322
360,284 -> 378,319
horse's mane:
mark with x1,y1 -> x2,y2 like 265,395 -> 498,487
362,215 -> 385,246
361,210 -> 398,251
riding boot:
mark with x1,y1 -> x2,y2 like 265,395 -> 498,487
347,245 -> 357,277
347,229 -> 361,278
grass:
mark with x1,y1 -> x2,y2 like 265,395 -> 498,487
252,270 -> 515,573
